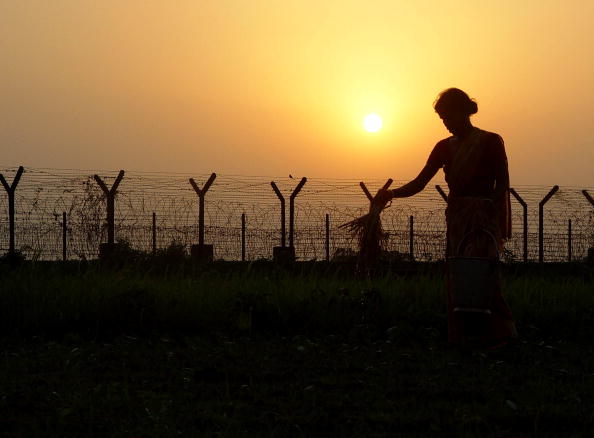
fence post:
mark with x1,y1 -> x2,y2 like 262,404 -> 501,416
435,185 -> 448,203
325,214 -> 330,262
409,215 -> 414,261
289,177 -> 307,249
583,190 -> 594,208
359,182 -> 373,202
152,212 -> 157,255
270,182 -> 286,248
62,212 -> 67,261
538,185 -> 559,263
510,188 -> 528,263
94,170 -> 125,250
241,213 -> 246,262
359,179 -> 393,202
189,173 -> 216,247
356,179 -> 393,270
567,219 -> 572,262
0,166 -> 24,256
271,178 -> 307,262
189,173 -> 216,261
581,190 -> 594,263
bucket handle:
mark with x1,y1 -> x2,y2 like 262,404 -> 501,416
454,228 -> 499,258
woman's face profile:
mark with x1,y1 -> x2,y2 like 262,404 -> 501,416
438,110 -> 469,136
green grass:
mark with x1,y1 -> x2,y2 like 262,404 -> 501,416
0,262 -> 447,337
0,262 -> 593,436
0,262 -> 592,340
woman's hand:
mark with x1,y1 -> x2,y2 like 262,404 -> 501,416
372,188 -> 393,209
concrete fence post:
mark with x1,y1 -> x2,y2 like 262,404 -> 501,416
0,166 -> 24,256
538,185 -> 559,263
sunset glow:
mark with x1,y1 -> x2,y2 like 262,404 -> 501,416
363,114 -> 382,133
0,1 -> 593,185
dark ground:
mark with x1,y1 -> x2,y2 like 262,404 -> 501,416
0,260 -> 592,437
1,331 -> 593,437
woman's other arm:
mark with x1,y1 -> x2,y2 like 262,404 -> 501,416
491,135 -> 510,202
489,133 -> 512,240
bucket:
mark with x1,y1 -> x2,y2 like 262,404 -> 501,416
447,230 -> 499,314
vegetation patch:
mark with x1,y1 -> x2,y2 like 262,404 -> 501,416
0,263 -> 592,436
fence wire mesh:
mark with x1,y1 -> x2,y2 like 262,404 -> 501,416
0,166 -> 592,262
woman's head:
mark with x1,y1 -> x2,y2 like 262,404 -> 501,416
434,88 -> 478,116
434,88 -> 477,136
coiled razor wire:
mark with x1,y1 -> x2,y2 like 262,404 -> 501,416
0,166 -> 592,262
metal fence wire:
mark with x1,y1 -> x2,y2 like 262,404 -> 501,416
0,166 -> 593,262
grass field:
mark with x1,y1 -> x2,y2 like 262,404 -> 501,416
0,261 -> 593,436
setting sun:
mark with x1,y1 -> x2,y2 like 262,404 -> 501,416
363,113 -> 382,133
0,2 -> 592,185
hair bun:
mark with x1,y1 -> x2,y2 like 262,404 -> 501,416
434,88 -> 478,116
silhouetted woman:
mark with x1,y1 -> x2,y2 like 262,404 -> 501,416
375,88 -> 517,348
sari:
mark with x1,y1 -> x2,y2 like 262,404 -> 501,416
443,127 -> 517,347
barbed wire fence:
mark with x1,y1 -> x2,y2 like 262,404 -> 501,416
0,166 -> 592,262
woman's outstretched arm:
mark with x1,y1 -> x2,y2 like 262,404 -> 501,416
373,161 -> 440,207
390,162 -> 441,199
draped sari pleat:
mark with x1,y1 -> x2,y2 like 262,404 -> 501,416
444,128 -> 517,346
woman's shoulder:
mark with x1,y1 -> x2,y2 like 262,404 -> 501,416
478,129 -> 507,160
434,136 -> 453,149
479,129 -> 504,145
427,137 -> 454,167
431,137 -> 454,155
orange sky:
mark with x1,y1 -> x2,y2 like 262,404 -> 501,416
1,1 -> 593,185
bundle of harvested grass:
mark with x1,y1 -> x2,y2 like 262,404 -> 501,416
340,201 -> 389,272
